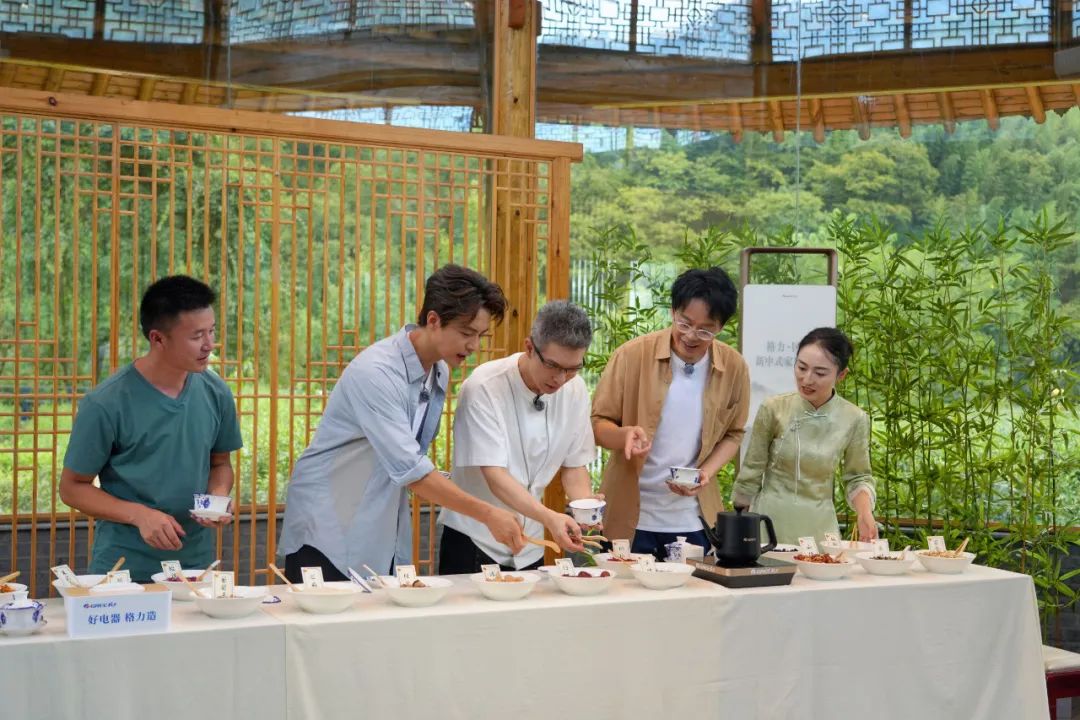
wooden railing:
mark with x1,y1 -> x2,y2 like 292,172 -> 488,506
0,88 -> 581,594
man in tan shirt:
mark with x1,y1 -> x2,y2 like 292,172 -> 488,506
591,267 -> 750,558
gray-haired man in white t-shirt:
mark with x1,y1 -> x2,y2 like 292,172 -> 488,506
439,301 -> 601,574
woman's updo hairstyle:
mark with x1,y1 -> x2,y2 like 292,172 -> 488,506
797,327 -> 854,372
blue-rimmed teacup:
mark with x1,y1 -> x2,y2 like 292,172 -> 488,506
0,592 -> 46,636
568,498 -> 605,527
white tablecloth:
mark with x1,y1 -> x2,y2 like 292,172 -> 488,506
263,564 -> 1048,720
0,599 -> 286,720
0,564 -> 1049,720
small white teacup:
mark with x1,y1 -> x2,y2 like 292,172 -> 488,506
568,498 -> 606,526
193,493 -> 231,513
0,591 -> 46,636
668,466 -> 701,488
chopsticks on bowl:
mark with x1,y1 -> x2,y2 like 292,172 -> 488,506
267,563 -> 301,593
361,565 -> 390,589
175,572 -> 207,599
196,559 -> 221,582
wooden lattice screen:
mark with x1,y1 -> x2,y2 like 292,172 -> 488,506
0,89 -> 579,594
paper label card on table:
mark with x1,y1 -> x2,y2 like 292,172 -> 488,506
51,564 -> 81,586
481,564 -> 501,582
823,532 -> 841,545
554,558 -> 575,574
301,567 -> 325,588
612,539 -> 631,559
212,570 -> 235,598
395,565 -> 417,586
160,560 -> 183,579
639,555 -> 656,571
798,537 -> 819,554
873,539 -> 890,554
927,536 -> 947,552
106,570 -> 131,584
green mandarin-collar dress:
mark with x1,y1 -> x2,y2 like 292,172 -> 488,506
732,392 -> 875,545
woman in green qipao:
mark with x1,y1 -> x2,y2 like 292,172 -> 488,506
732,328 -> 877,545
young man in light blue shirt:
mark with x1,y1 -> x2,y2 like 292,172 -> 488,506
279,264 -> 527,580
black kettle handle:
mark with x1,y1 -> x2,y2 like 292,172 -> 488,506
759,515 -> 777,553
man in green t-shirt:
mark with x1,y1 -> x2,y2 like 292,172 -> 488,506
60,275 -> 243,581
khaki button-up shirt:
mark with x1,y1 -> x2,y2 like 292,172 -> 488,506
590,327 -> 750,542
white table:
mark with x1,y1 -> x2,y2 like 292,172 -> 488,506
0,564 -> 1049,720
0,598 -> 286,720
263,564 -> 1049,720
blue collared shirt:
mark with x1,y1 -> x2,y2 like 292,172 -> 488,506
279,326 -> 448,575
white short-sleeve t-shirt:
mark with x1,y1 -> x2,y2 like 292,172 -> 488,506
439,353 -> 596,568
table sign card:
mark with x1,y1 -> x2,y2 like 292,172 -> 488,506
554,558 -> 575,575
62,584 -> 171,639
481,564 -> 502,582
160,560 -> 183,579
395,565 -> 417,587
51,564 -> 80,587
927,536 -> 947,553
212,570 -> 235,599
639,555 -> 656,571
798,537 -> 819,555
106,570 -> 131,584
873,539 -> 891,554
301,567 -> 325,588
823,532 -> 841,545
612,539 -> 631,559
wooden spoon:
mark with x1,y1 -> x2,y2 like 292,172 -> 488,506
175,572 -> 208,599
196,559 -> 221,582
0,571 -> 20,585
951,537 -> 970,558
525,536 -> 562,554
92,556 -> 126,586
268,563 -> 301,593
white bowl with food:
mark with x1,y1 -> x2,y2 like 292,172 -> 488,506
549,567 -> 615,596
287,582 -> 362,614
0,582 -> 28,605
594,552 -> 652,579
915,550 -> 976,574
630,562 -> 694,590
380,576 -> 452,608
820,541 -> 876,560
794,555 -> 857,580
855,551 -> 917,576
761,544 -> 800,562
51,575 -> 107,597
150,570 -> 212,601
469,571 -> 541,601
192,585 -> 268,619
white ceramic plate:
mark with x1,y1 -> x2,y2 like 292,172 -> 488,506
51,575 -> 107,598
190,509 -> 232,521
855,551 -> 917,576
915,550 -> 976,574
150,571 -> 212,601
630,562 -> 694,590
287,582 -> 362,614
593,552 -> 652,579
469,572 -> 541,601
761,544 -> 800,562
549,567 -> 615,596
380,576 -> 452,608
192,586 -> 268,619
0,583 -> 28,605
795,558 -> 856,580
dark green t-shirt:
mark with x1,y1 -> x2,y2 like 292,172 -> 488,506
63,364 -> 243,581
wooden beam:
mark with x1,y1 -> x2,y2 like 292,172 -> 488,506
750,0 -> 773,64
137,78 -> 157,102
44,68 -> 65,92
937,92 -> 955,134
731,103 -> 744,143
1025,85 -> 1045,123
852,96 -> 870,140
0,64 -> 15,87
1073,84 -> 1080,108
894,94 -> 912,138
90,73 -> 109,96
180,83 -> 198,105
767,99 -> 784,142
810,98 -> 825,142
981,89 -> 1000,131
492,0 -> 536,136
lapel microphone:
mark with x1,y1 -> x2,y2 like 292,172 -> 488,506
532,394 -> 545,411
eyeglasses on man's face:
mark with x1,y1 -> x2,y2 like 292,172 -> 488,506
674,318 -> 719,342
531,340 -> 585,376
